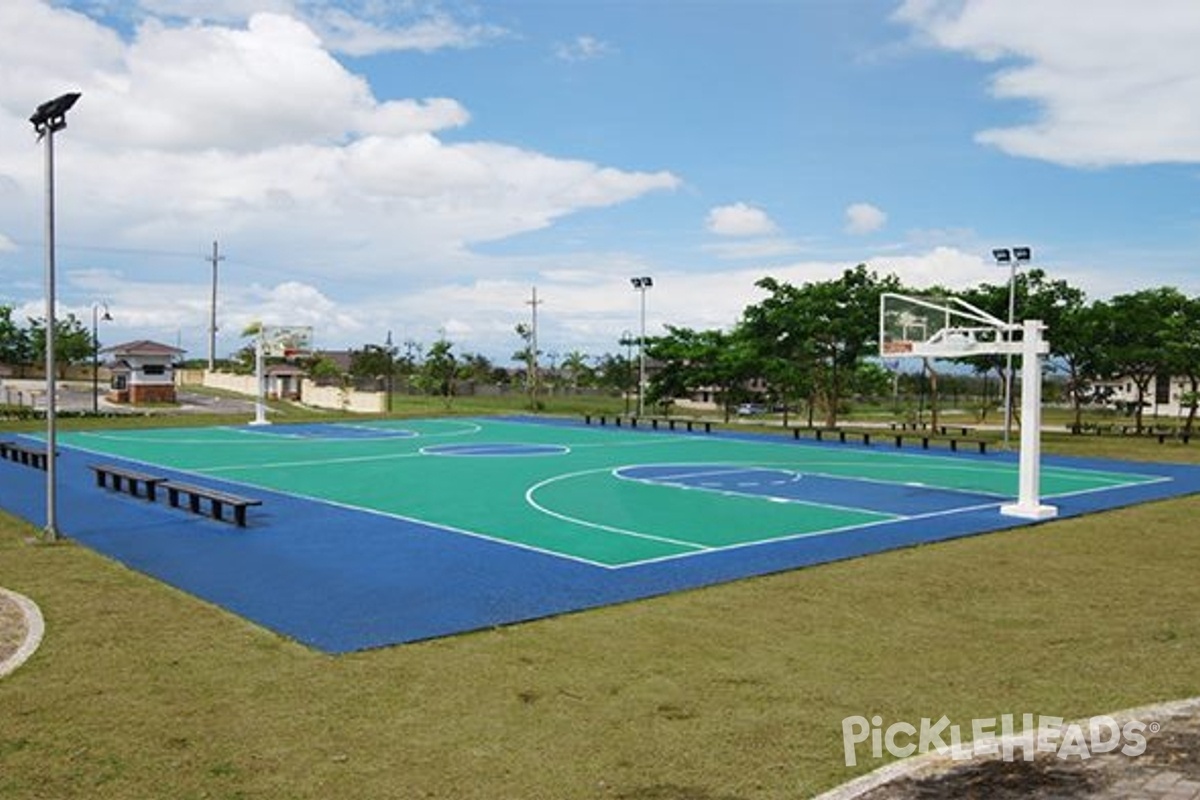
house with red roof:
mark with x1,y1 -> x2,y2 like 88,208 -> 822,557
102,340 -> 185,404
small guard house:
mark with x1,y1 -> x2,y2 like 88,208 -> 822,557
103,340 -> 185,404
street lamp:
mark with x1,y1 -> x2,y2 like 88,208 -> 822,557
30,91 -> 81,542
91,302 -> 112,414
992,246 -> 1032,449
630,276 -> 653,416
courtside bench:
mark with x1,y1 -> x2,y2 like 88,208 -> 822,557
890,431 -> 989,454
889,422 -> 976,437
0,440 -> 52,470
584,414 -> 712,433
89,463 -> 167,501
162,481 -> 263,527
790,427 -> 989,454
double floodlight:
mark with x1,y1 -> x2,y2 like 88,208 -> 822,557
30,92 -> 81,139
992,246 -> 1032,264
630,276 -> 653,289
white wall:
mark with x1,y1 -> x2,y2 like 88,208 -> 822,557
201,371 -> 385,414
300,381 -> 386,413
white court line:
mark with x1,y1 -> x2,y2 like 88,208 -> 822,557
620,464 -> 801,484
610,463 -> 900,519
622,499 -> 1008,569
55,434 -> 620,569
524,468 -> 713,552
200,451 -> 426,473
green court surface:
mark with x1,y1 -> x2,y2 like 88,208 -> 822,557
58,417 -> 1164,568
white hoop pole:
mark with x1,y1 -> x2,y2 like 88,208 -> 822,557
1001,319 -> 1057,520
250,334 -> 269,426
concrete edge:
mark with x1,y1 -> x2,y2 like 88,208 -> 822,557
814,695 -> 1200,800
0,587 -> 45,679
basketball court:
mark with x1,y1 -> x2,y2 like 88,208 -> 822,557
2,416 -> 1198,652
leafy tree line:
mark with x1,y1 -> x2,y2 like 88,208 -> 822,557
295,332 -> 638,411
0,305 -> 99,378
640,265 -> 1200,434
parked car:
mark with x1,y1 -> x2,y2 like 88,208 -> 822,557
736,402 -> 767,416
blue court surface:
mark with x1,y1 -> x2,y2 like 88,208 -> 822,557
2,416 -> 1199,653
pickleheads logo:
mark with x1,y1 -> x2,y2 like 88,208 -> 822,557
841,713 -> 1155,767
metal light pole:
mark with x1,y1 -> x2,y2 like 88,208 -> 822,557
30,91 -> 80,542
91,302 -> 112,414
630,276 -> 653,416
992,246 -> 1031,449
621,329 -> 633,415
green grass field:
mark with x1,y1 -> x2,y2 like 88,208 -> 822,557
1,411 -> 1198,798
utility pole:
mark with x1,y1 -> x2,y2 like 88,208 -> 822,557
207,240 -> 224,371
526,287 -> 543,403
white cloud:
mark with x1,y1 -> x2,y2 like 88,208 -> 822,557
0,4 -> 678,287
705,202 -> 778,236
554,35 -> 614,63
844,202 -> 887,235
311,8 -> 508,56
894,0 -> 1200,166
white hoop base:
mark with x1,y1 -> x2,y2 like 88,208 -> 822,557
1000,502 -> 1059,520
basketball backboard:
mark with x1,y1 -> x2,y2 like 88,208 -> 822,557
261,326 -> 313,359
879,293 -> 1013,358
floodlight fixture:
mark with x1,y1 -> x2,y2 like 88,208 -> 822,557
1013,246 -> 1032,262
30,92 -> 81,139
630,276 -> 654,416
992,248 -> 1011,263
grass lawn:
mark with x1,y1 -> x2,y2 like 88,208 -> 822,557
1,415 -> 1198,798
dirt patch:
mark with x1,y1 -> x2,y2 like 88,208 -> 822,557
0,592 -> 28,665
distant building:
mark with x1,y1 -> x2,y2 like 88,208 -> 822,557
266,363 -> 306,400
103,340 -> 185,404
1096,374 -> 1197,418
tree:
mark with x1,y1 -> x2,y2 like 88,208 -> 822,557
750,265 -> 897,427
560,350 -> 593,392
1100,287 -> 1188,433
646,325 -> 759,421
594,351 -> 635,411
419,336 -> 457,406
27,313 -> 94,378
740,296 -> 816,426
1056,300 -> 1114,431
349,342 -> 398,408
1162,294 -> 1200,434
307,355 -> 345,385
512,323 -> 540,409
0,306 -> 32,367
349,344 -> 396,385
456,352 -> 495,384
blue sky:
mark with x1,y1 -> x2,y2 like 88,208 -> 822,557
1,0 -> 1198,363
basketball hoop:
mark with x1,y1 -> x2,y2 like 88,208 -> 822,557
878,292 -> 1056,521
